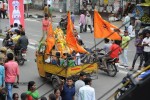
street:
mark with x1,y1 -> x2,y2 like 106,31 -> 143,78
0,16 -> 141,99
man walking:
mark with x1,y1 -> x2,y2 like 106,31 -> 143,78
43,4 -> 48,15
71,12 -> 75,24
48,5 -> 53,19
79,11 -> 86,33
0,1 -> 4,18
79,77 -> 96,100
134,17 -> 141,38
123,13 -> 130,31
4,53 -> 19,100
75,72 -> 86,100
142,32 -> 150,67
3,2 -> 8,19
85,11 -> 93,33
120,31 -> 130,67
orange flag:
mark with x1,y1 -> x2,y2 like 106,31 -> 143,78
66,12 -> 87,53
94,10 -> 121,40
45,23 -> 55,54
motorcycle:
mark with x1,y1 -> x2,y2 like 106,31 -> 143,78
93,49 -> 118,77
15,48 -> 27,66
2,31 -> 13,47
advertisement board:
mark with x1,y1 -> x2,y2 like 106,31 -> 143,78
8,0 -> 24,27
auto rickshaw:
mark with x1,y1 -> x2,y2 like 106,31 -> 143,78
35,42 -> 98,88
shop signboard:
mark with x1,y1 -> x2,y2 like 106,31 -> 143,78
132,6 -> 144,18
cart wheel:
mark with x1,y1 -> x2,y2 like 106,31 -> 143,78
52,78 -> 60,89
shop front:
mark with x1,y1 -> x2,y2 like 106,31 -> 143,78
136,0 -> 150,23
45,0 -> 66,12
78,0 -> 138,21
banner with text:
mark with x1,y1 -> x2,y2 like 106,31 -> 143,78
8,0 -> 24,27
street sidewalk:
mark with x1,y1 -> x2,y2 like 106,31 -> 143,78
26,9 -> 124,30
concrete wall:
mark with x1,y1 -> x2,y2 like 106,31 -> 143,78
31,0 -> 67,12
32,0 -> 44,9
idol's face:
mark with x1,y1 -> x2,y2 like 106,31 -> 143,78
15,6 -> 18,10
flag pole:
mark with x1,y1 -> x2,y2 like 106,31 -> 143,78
94,38 -> 96,50
93,9 -> 96,51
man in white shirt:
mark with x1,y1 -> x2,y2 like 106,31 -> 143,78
128,24 -> 133,37
79,78 -> 96,100
75,72 -> 86,100
75,52 -> 81,65
12,6 -> 21,25
142,32 -> 150,65
123,13 -> 130,31
12,0 -> 20,9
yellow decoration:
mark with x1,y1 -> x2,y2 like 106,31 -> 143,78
54,27 -> 71,55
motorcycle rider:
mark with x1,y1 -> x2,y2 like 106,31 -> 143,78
14,31 -> 28,55
5,29 -> 20,47
10,23 -> 19,33
11,29 -> 21,44
102,40 -> 122,69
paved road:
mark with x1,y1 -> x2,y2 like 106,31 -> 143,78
0,18 -> 141,99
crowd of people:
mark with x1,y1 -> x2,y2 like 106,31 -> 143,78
0,69 -> 96,100
0,22 -> 29,100
122,14 -> 150,70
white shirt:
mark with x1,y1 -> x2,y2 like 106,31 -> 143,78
79,85 -> 96,100
123,15 -> 130,27
75,80 -> 85,100
12,9 -> 21,18
128,25 -> 133,34
75,53 -> 81,65
10,27 -> 19,32
142,37 -> 150,52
